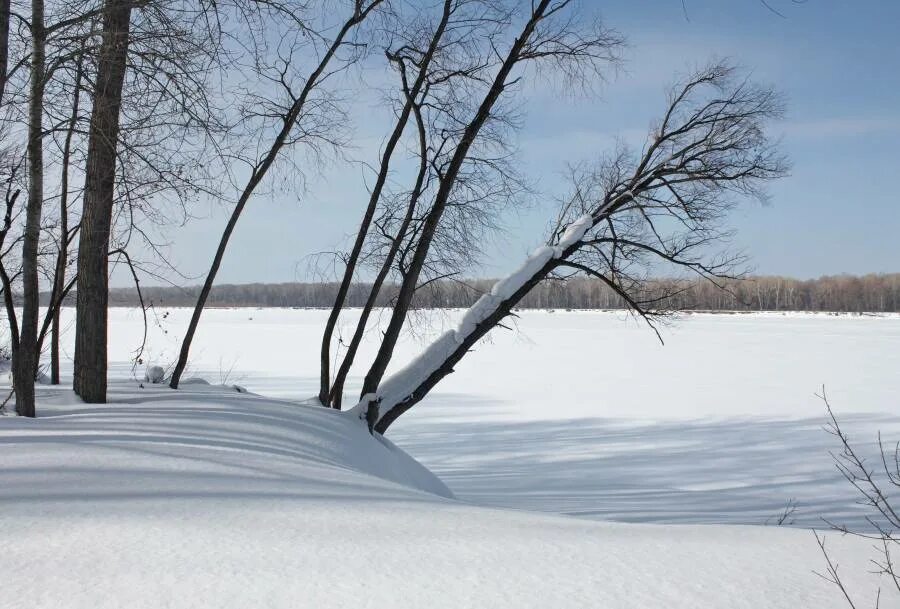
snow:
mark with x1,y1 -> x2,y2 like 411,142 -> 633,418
3,307 -> 898,605
349,308 -> 900,510
352,214 -> 596,421
0,380 -> 894,608
55,308 -> 896,525
488,245 -> 555,301
554,212 -> 594,252
381,310 -> 900,528
144,364 -> 165,383
27,307 -> 898,529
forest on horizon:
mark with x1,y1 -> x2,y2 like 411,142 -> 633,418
42,273 -> 900,313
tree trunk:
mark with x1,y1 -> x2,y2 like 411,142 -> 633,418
319,0 -> 452,407
0,0 -> 17,410
359,0 -> 553,399
73,0 -> 133,403
15,0 -> 46,417
329,99 -> 429,409
50,302 -> 61,384
0,0 -> 10,106
369,213 -> 602,434
50,47 -> 84,385
318,96 -> 413,405
169,1 -> 384,390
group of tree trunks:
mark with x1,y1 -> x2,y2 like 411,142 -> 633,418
1,1 -> 791,430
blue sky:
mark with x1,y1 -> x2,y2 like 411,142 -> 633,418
141,0 -> 900,287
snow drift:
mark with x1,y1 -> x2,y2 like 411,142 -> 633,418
0,380 -> 894,608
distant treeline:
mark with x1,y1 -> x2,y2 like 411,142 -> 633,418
46,273 -> 900,313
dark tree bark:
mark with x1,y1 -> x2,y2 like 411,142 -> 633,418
0,0 -> 10,105
0,0 -> 18,387
374,245 -> 566,433
73,0 -> 134,403
328,85 -> 430,410
0,189 -> 20,380
15,0 -> 47,417
50,48 -> 84,385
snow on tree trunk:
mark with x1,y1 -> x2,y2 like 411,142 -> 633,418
347,214 -> 594,433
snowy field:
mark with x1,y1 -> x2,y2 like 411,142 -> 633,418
0,381 -> 889,609
91,306 -> 900,528
2,307 -> 899,607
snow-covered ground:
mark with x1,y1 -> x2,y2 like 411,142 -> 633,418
2,308 -> 898,607
90,307 -> 900,527
0,380 -> 892,608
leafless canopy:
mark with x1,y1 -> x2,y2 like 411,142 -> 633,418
317,0 -> 626,411
551,62 -> 788,336
372,61 -> 788,433
815,390 -> 900,608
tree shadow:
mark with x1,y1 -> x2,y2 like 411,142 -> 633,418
389,398 -> 900,529
0,380 -> 452,513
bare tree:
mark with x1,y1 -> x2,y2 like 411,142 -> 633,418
0,158 -> 23,376
815,391 -> 900,607
318,0 -> 457,407
71,0 -> 237,401
169,0 -> 386,389
324,70 -> 432,410
0,0 -> 95,407
73,0 -> 135,403
353,0 -> 623,419
318,0 -> 523,409
0,0 -> 27,413
0,0 -> 10,106
13,0 -> 49,417
0,0 -> 348,407
344,61 -> 787,433
45,37 -> 86,384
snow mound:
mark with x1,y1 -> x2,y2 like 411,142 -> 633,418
0,381 -> 892,608
144,365 -> 165,384
0,380 -> 450,502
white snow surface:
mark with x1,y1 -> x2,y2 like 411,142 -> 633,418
144,364 -> 165,384
29,307 -> 900,529
0,380 -> 893,608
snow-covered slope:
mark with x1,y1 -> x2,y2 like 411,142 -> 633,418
0,379 -> 450,500
83,307 -> 900,528
0,382 -> 892,608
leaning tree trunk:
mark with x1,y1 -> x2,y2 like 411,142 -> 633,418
356,64 -> 788,433
359,0 -> 553,399
15,0 -> 46,417
353,215 -> 595,434
73,0 -> 133,403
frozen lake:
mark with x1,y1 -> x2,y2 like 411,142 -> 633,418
56,307 -> 900,527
